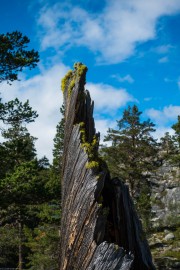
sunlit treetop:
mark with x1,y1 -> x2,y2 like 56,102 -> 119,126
0,31 -> 39,83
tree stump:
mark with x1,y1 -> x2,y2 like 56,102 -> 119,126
60,63 -> 155,270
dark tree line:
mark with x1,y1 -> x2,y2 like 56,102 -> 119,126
0,97 -> 64,269
0,31 -> 63,269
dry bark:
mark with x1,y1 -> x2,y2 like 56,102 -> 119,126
59,63 -> 155,270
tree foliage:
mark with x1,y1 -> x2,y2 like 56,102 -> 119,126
0,98 -> 38,178
52,103 -> 65,175
0,98 -> 38,124
102,105 -> 157,195
159,116 -> 180,167
172,115 -> 180,146
101,105 -> 158,232
0,31 -> 39,83
0,31 -> 62,268
171,115 -> 180,167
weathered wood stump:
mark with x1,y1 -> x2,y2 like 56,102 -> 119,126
60,63 -> 155,270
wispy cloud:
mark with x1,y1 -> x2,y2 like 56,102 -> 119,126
112,74 -> 134,84
158,56 -> 169,63
146,105 -> 180,125
154,127 -> 175,140
37,0 -> 180,64
1,64 -> 68,161
95,119 -> 117,143
144,97 -> 152,102
153,44 -> 173,54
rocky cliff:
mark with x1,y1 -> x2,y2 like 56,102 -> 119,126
149,161 -> 180,269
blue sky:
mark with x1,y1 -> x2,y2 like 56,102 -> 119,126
1,0 -> 180,161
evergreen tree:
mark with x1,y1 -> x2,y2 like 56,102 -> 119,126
171,115 -> 180,167
52,103 -> 65,175
25,105 -> 65,269
24,202 -> 60,270
0,31 -> 39,83
0,160 -> 50,269
0,98 -> 38,177
101,105 -> 158,232
0,99 -> 39,269
159,132 -> 177,164
48,104 -> 65,197
160,132 -> 176,156
103,105 -> 157,194
172,115 -> 180,146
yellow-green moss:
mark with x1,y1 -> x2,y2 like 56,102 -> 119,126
68,79 -> 75,96
81,135 -> 98,157
61,63 -> 87,96
73,62 -> 88,77
61,70 -> 73,93
79,124 -> 99,170
79,122 -> 85,127
86,161 -> 99,169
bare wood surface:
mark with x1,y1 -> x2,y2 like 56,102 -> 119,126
60,63 -> 155,270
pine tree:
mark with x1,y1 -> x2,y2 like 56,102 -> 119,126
25,104 -> 65,269
52,103 -> 65,175
0,160 -> 50,269
47,103 -> 65,197
0,98 -> 39,269
171,115 -> 180,167
0,98 -> 38,177
160,132 -> 176,155
103,105 -> 157,193
172,115 -> 180,146
0,31 -> 39,83
101,105 -> 158,232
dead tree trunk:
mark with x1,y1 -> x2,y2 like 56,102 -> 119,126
60,63 -> 155,270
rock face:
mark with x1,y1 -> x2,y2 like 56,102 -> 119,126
149,161 -> 180,269
59,63 -> 155,270
150,161 -> 180,228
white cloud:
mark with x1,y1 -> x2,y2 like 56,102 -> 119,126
37,0 -> 180,64
95,119 -> 116,143
154,126 -> 175,140
0,64 -> 68,161
146,105 -> 180,125
144,97 -> 152,102
112,74 -> 134,84
158,56 -> 169,63
86,82 -> 135,113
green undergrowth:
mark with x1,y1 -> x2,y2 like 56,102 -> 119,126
163,250 -> 180,260
61,62 -> 87,96
150,226 -> 180,263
